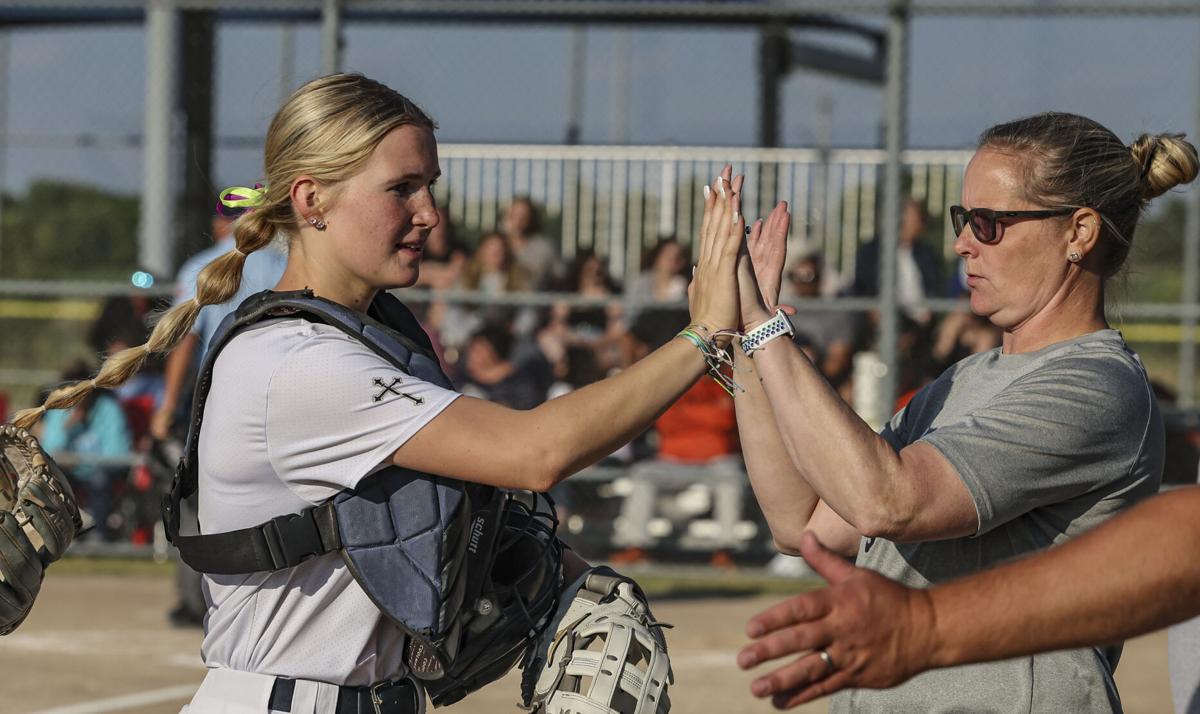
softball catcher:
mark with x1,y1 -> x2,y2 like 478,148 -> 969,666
15,73 -> 747,714
163,288 -> 672,713
0,424 -> 83,635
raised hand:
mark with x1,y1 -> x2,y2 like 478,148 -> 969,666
736,202 -> 792,331
737,532 -> 936,709
747,201 -> 791,314
689,165 -> 745,345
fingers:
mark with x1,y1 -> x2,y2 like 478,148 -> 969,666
727,195 -> 746,260
699,165 -> 743,268
769,669 -> 855,709
698,171 -> 731,266
764,200 -> 790,237
798,531 -> 857,585
699,173 -> 718,250
749,218 -> 764,245
745,590 -> 831,639
746,219 -> 767,268
739,620 -> 829,669
731,173 -> 746,219
747,650 -> 845,701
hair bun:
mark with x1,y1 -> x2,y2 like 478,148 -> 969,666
1130,133 -> 1200,200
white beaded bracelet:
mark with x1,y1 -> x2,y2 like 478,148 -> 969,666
740,308 -> 794,357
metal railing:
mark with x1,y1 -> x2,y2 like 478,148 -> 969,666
0,142 -> 1196,406
433,143 -> 974,283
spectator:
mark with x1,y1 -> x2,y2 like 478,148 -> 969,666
38,359 -> 132,541
779,252 -> 860,389
557,250 -> 625,371
439,232 -> 532,354
851,198 -> 942,324
546,345 -> 605,401
414,207 -> 467,290
500,196 -> 563,289
929,309 -> 1002,373
460,231 -> 529,295
457,321 -> 553,411
89,290 -> 155,357
561,250 -> 618,331
611,309 -> 745,565
627,238 -> 689,319
89,287 -> 166,432
150,213 -> 287,442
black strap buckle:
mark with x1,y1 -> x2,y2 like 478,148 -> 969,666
369,679 -> 421,714
260,509 -> 330,570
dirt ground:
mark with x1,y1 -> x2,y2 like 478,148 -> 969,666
3,572 -> 1173,714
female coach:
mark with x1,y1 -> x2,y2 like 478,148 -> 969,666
12,73 -> 746,712
729,112 -> 1197,712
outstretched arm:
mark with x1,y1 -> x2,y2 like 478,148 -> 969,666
732,206 -> 862,556
393,169 -> 746,491
151,332 -> 200,441
738,486 -> 1200,708
736,208 -> 974,544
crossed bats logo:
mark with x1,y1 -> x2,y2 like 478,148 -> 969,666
373,377 -> 424,405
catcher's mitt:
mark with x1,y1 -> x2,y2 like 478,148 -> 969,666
0,424 -> 83,635
521,566 -> 673,714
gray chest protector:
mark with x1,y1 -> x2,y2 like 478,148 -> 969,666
161,289 -> 563,706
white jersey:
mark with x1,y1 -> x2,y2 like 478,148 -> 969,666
196,316 -> 460,685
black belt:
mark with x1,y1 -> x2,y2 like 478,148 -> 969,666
268,676 -> 422,714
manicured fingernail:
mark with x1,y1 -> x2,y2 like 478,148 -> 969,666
748,623 -> 763,637
738,652 -> 757,668
752,681 -> 772,697
692,265 -> 697,277
719,182 -> 727,199
733,211 -> 740,225
703,185 -> 711,199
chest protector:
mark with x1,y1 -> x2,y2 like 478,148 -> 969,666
162,289 -> 562,706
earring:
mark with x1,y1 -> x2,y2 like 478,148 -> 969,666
1068,251 -> 1082,263
308,216 -> 326,231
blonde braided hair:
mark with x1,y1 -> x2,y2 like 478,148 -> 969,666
12,73 -> 435,429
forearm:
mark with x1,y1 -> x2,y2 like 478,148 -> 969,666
532,336 -> 709,483
928,487 -> 1200,669
159,333 -> 199,414
752,337 -> 904,531
732,350 -> 821,551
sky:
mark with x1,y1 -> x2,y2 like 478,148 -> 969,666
2,12 -> 1198,194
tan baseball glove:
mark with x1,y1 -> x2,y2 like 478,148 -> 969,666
0,424 -> 83,634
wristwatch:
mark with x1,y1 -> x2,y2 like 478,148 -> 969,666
740,308 -> 794,357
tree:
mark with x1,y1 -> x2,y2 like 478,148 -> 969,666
1,180 -> 140,281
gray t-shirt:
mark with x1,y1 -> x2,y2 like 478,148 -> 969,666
833,329 -> 1163,714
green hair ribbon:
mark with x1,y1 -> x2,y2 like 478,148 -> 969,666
216,183 -> 266,216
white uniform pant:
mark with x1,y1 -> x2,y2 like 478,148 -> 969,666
180,668 -> 427,714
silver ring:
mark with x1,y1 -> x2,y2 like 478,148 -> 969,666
818,649 -> 835,673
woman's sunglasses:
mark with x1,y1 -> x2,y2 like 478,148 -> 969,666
950,205 -> 1075,244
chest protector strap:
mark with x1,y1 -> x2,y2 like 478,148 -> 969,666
161,289 -> 504,634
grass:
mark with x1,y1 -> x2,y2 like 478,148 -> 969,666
54,555 -> 175,577
634,570 -> 824,600
50,555 -> 824,598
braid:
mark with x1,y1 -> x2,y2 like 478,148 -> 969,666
13,72 -> 436,430
10,210 -> 277,431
